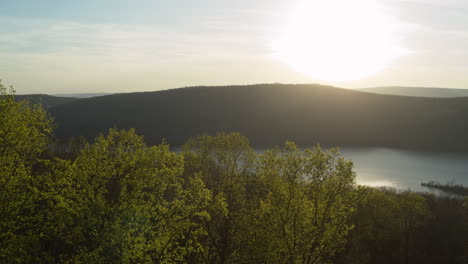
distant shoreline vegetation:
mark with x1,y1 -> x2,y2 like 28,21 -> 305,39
421,181 -> 468,196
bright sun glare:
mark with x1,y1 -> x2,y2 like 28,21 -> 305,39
270,0 -> 407,82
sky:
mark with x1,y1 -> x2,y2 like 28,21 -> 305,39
1,0 -> 468,94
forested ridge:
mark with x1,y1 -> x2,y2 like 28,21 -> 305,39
360,86 -> 468,98
15,94 -> 79,108
2,81 -> 468,263
48,84 -> 468,152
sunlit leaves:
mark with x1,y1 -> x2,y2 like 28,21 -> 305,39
253,143 -> 357,264
68,129 -> 211,263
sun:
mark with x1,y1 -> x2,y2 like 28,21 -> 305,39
270,0 -> 407,82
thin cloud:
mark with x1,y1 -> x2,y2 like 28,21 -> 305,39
0,16 -> 278,93
0,16 -> 265,61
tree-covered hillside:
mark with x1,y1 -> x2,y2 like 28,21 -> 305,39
360,86 -> 468,98
2,81 -> 468,264
15,94 -> 80,108
49,84 -> 468,152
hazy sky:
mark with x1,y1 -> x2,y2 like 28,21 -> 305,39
1,0 -> 468,94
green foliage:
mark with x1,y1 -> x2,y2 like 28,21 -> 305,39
339,187 -> 433,264
0,80 -> 56,263
182,137 -> 357,264
65,129 -> 211,263
250,142 -> 357,264
182,132 -> 256,264
0,81 -> 53,161
1,81 -> 467,263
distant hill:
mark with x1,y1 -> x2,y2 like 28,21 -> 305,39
47,84 -> 468,153
15,93 -> 111,108
53,93 -> 112,98
15,94 -> 80,108
359,86 -> 468,98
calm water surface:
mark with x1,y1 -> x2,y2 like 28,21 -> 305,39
340,148 -> 468,194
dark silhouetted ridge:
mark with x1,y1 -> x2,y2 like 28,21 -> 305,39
49,84 -> 468,152
359,86 -> 468,98
16,94 -> 80,108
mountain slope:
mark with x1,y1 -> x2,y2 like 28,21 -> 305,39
359,86 -> 468,98
53,93 -> 112,98
49,84 -> 468,152
16,94 -> 80,108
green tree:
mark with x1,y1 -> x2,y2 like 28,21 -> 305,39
251,142 -> 357,264
0,80 -> 58,263
396,192 -> 430,264
340,188 -> 430,264
0,81 -> 53,160
416,195 -> 468,264
182,132 -> 256,264
340,187 -> 403,264
65,129 -> 211,263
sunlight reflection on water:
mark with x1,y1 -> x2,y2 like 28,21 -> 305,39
341,148 -> 468,195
